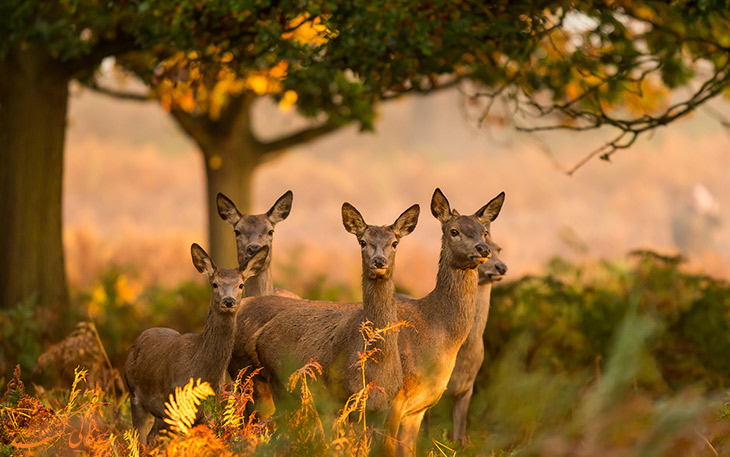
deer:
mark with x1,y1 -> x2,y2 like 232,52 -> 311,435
123,243 -> 269,445
380,189 -> 504,457
445,217 -> 507,445
234,189 -> 502,457
229,202 -> 420,413
216,190 -> 298,298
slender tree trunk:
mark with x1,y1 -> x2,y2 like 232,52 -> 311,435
203,141 -> 261,268
0,46 -> 70,332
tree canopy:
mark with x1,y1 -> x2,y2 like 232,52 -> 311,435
2,0 -> 730,335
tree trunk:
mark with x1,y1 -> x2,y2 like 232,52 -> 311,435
203,142 -> 261,268
0,46 -> 70,332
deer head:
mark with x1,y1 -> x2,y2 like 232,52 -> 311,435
430,189 -> 504,270
216,191 -> 293,267
475,192 -> 507,283
191,243 -> 270,314
342,203 -> 420,280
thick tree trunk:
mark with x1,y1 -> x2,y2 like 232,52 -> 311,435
0,46 -> 70,330
203,142 -> 260,268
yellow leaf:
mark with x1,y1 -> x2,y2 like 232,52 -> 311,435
247,75 -> 270,95
279,90 -> 298,112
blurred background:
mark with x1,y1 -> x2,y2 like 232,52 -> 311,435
64,82 -> 729,298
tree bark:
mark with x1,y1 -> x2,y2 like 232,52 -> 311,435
0,46 -> 70,331
203,142 -> 261,268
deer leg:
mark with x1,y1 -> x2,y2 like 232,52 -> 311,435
452,386 -> 473,446
397,410 -> 427,457
129,393 -> 150,445
147,417 -> 171,445
252,377 -> 276,418
383,388 -> 408,457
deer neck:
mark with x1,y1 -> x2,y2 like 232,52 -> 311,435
362,272 -> 398,330
428,251 -> 479,340
244,268 -> 273,297
468,282 -> 493,342
194,304 -> 238,391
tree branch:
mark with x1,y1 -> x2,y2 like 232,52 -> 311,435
66,33 -> 141,77
257,120 -> 341,160
380,77 -> 462,101
170,108 -> 213,152
86,80 -> 150,102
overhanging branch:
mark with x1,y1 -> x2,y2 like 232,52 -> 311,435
257,120 -> 341,161
87,80 -> 150,102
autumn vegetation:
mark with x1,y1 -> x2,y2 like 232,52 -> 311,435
4,1 -> 730,456
2,251 -> 730,456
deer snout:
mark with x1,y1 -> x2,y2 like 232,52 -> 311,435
246,244 -> 262,256
495,262 -> 508,275
372,256 -> 387,269
222,297 -> 236,308
475,243 -> 491,258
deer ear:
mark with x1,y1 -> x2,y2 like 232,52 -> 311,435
267,190 -> 293,225
191,243 -> 216,277
342,202 -> 367,236
430,188 -> 452,223
240,245 -> 270,278
392,204 -> 420,238
217,193 -> 242,226
475,192 -> 505,224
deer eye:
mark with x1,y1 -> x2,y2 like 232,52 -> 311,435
234,230 -> 241,236
392,241 -> 399,248
359,239 -> 366,247
212,283 -> 218,289
238,284 -> 244,289
268,230 -> 274,236
450,229 -> 459,237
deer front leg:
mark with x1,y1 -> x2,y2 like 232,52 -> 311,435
383,388 -> 408,457
129,393 -> 151,446
451,386 -> 473,446
397,410 -> 427,457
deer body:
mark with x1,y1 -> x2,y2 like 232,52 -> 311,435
123,244 -> 268,445
232,204 -> 420,411
445,239 -> 507,445
381,190 -> 505,457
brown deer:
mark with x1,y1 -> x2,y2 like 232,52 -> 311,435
216,190 -> 297,298
123,244 -> 269,445
445,207 -> 507,445
230,202 -> 420,412
381,189 -> 504,457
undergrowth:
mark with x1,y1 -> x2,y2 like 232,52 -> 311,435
2,250 -> 730,456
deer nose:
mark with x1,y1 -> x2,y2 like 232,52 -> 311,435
475,243 -> 491,258
222,297 -> 236,308
496,263 -> 508,275
246,244 -> 262,256
372,256 -> 387,269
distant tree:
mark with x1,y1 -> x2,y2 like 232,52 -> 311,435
2,1 -> 730,337
0,1 -> 325,334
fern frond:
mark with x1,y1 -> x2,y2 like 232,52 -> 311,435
222,367 -> 260,428
67,366 -> 88,411
432,438 -> 456,457
163,378 -> 215,436
286,359 -> 322,395
123,429 -> 140,457
335,381 -> 385,428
